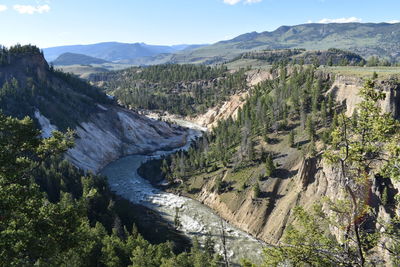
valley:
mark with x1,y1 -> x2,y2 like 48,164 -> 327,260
2,17 -> 400,267
101,123 -> 265,265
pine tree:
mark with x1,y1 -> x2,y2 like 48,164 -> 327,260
289,130 -> 295,148
253,182 -> 261,198
324,79 -> 400,266
320,100 -> 327,126
306,115 -> 315,140
265,154 -> 275,177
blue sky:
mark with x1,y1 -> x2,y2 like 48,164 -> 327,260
0,0 -> 399,48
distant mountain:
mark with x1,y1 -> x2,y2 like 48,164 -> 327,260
52,52 -> 110,65
43,42 -> 208,63
168,22 -> 400,64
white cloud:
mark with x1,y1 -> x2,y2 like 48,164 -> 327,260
387,20 -> 400,24
223,0 -> 262,5
318,17 -> 362,23
244,0 -> 262,3
223,0 -> 241,4
0,5 -> 7,12
13,4 -> 50,14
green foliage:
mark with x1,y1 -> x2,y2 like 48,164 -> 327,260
261,79 -> 400,266
0,45 -> 111,130
253,182 -> 261,198
0,44 -> 42,65
288,130 -> 295,147
324,80 -> 399,178
234,48 -> 366,67
322,79 -> 399,266
90,64 -> 248,116
0,112 -> 220,266
265,154 -> 275,177
214,176 -> 223,194
381,216 -> 400,266
263,205 -> 358,266
382,186 -> 389,206
163,65 -> 332,198
305,115 -> 315,140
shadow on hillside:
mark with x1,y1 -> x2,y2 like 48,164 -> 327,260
259,191 -> 284,200
274,168 -> 298,179
295,139 -> 310,147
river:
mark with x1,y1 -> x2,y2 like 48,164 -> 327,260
101,120 -> 264,265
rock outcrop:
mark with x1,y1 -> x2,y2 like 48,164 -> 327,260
327,75 -> 400,118
65,106 -> 188,173
34,104 -> 189,173
189,73 -> 400,251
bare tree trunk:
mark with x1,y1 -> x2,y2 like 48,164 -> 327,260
340,115 -> 365,266
346,184 -> 365,267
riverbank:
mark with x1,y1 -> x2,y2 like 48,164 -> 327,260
113,195 -> 191,253
101,139 -> 265,265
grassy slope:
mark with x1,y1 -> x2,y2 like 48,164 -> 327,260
168,23 -> 400,64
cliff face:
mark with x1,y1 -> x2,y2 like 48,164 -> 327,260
187,73 -> 400,249
0,50 -> 190,174
328,75 -> 400,118
34,105 -> 188,173
66,106 -> 188,173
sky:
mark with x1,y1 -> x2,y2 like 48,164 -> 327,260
0,0 -> 399,48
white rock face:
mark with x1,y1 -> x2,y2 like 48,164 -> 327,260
34,110 -> 58,138
65,106 -> 188,173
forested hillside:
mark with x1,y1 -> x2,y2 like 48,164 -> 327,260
0,45 -> 222,266
89,64 -> 248,116
159,65 -> 332,187
233,48 -> 366,66
145,64 -> 400,266
0,113 -> 222,266
0,44 -> 110,130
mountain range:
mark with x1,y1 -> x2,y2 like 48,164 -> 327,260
44,42 -> 207,63
52,52 -> 110,65
170,22 -> 400,64
47,22 -> 400,67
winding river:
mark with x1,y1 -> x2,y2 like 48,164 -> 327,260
101,120 -> 264,265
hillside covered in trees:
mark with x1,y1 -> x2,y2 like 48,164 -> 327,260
144,65 -> 400,266
89,64 -> 248,116
0,45 -> 111,130
0,112 -> 224,266
233,48 -> 366,66
0,45 -> 224,266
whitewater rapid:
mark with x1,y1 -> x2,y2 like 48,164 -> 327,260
101,121 -> 264,265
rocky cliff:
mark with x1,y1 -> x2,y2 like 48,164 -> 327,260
0,46 -> 190,174
66,107 -> 188,173
328,75 -> 400,118
34,103 -> 189,173
183,72 -> 400,250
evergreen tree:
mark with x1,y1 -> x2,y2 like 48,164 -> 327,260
306,115 -> 315,140
265,154 -> 275,177
253,182 -> 261,198
289,130 -> 295,148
